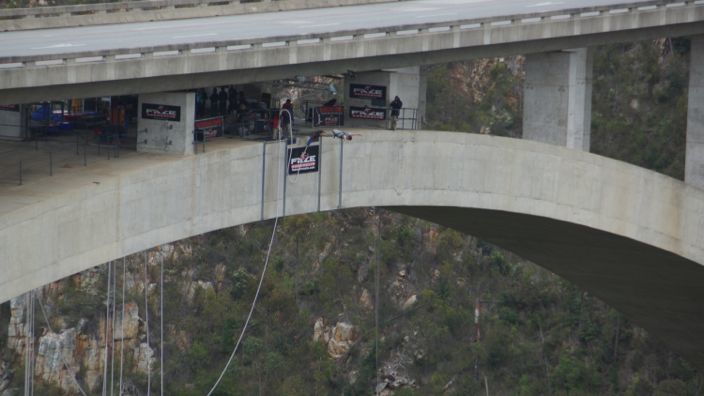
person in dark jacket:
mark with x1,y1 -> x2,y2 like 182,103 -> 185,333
218,87 -> 228,116
209,88 -> 219,116
389,96 -> 403,130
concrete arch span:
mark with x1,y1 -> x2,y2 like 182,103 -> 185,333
1,131 -> 703,367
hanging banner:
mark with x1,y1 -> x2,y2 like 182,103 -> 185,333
313,106 -> 344,127
349,84 -> 386,100
288,145 -> 319,175
349,106 -> 386,120
141,103 -> 181,122
195,116 -> 224,138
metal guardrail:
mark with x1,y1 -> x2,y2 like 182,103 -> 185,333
0,0 -> 699,67
0,134 -> 123,185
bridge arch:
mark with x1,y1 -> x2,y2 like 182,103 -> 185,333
1,130 -> 703,366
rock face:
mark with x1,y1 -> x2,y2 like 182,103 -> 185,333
80,336 -> 103,391
35,329 -> 83,394
328,322 -> 360,359
113,302 -> 140,341
359,288 -> 373,311
313,319 -> 360,359
0,360 -> 12,394
134,342 -> 155,375
7,297 -> 28,355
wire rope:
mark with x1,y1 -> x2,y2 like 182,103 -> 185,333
206,140 -> 286,396
160,254 -> 164,396
110,264 -> 117,396
102,261 -> 112,396
374,211 -> 381,396
119,257 -> 126,396
144,252 -> 151,396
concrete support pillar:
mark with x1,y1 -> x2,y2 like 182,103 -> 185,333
0,104 -> 27,141
523,48 -> 593,151
137,92 -> 195,155
344,66 -> 425,130
686,36 -> 704,189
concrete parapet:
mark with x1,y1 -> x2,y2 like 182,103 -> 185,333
0,0 -> 408,32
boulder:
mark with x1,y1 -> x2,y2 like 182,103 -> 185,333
327,322 -> 359,359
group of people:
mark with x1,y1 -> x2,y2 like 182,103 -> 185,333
195,86 -> 247,118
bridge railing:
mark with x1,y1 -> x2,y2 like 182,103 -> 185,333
0,134 -> 123,186
1,0 -> 698,69
0,0 -> 409,31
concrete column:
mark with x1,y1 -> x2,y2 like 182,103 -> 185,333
0,105 -> 25,141
344,66 -> 424,130
137,92 -> 195,155
686,36 -> 704,189
523,48 -> 593,151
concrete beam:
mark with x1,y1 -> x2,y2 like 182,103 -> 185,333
0,0 -> 406,32
0,2 -> 702,105
686,36 -> 704,190
523,48 -> 593,150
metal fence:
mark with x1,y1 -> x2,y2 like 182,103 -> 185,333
0,132 -> 122,186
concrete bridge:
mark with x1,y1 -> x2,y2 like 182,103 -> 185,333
1,131 -> 704,368
0,0 -> 702,104
1,0 -> 704,369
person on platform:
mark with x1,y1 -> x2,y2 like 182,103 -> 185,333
209,88 -> 219,116
228,86 -> 238,114
389,95 -> 403,130
218,87 -> 228,116
281,99 -> 294,131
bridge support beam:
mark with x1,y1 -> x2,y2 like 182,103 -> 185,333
137,92 -> 195,155
686,36 -> 704,190
523,48 -> 593,151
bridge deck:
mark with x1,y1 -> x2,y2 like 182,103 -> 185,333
0,133 -> 257,217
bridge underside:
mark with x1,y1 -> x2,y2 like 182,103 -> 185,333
396,206 -> 704,369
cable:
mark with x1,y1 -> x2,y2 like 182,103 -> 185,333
30,290 -> 34,396
206,140 -> 286,396
144,252 -> 151,396
374,211 -> 380,396
110,264 -> 117,396
24,292 -> 28,396
102,261 -> 111,396
119,257 -> 126,396
35,292 -> 88,396
160,254 -> 164,396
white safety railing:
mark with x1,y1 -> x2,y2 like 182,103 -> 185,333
0,0 -> 701,69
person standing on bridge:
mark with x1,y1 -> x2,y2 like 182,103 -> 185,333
210,88 -> 219,116
389,95 -> 403,130
219,87 -> 228,116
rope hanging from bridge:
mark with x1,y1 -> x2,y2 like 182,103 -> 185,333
144,252 -> 151,396
119,257 -> 126,396
110,264 -> 117,396
206,140 -> 287,396
102,261 -> 112,396
374,209 -> 381,396
160,252 -> 164,396
23,290 -> 34,396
